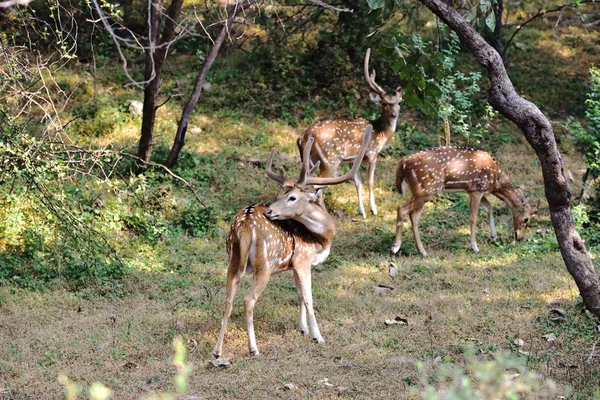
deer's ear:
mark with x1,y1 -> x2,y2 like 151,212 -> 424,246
369,92 -> 382,104
522,192 -> 531,206
308,186 -> 326,202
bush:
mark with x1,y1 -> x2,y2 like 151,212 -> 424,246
571,67 -> 600,248
177,205 -> 219,238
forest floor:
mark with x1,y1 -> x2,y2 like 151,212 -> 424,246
2,11 -> 600,400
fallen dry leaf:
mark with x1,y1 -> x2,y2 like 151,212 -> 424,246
513,338 -> 525,347
208,358 -> 231,368
372,284 -> 394,295
283,383 -> 297,391
389,262 -> 398,278
318,378 -> 333,387
543,333 -> 557,342
548,308 -> 566,322
384,316 -> 408,325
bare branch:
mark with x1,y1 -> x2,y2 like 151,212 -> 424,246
309,0 -> 353,13
0,0 -> 32,7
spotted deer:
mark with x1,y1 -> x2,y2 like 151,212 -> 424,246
391,146 -> 538,257
213,126 -> 373,358
297,48 -> 403,218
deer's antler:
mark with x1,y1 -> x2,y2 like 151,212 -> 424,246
265,148 -> 287,185
303,125 -> 372,187
364,49 -> 386,95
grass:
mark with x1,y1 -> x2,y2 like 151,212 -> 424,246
2,9 -> 600,400
1,127 -> 598,398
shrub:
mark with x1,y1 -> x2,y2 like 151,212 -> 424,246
571,67 -> 600,248
177,205 -> 220,238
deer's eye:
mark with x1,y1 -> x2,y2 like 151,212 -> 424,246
289,196 -> 297,202
523,217 -> 529,224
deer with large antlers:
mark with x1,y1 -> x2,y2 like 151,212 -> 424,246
297,48 -> 403,218
213,126 -> 373,358
391,146 -> 538,257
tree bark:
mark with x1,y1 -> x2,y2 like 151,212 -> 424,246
165,0 -> 257,168
137,0 -> 184,167
418,0 -> 600,317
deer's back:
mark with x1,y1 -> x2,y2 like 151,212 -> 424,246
227,204 -> 321,272
302,118 -> 373,165
399,147 -> 501,196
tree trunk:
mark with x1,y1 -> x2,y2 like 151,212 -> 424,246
137,0 -> 184,167
165,0 -> 257,168
418,0 -> 600,317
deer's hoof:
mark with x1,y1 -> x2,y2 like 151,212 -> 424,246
390,244 -> 401,255
213,352 -> 221,359
249,349 -> 260,357
313,337 -> 325,344
298,328 -> 309,336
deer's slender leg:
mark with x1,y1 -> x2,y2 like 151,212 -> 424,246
293,270 -> 308,335
480,196 -> 497,240
213,268 -> 242,358
244,270 -> 271,356
353,170 -> 367,219
391,204 -> 406,254
469,192 -> 485,253
316,164 -> 336,210
294,265 -> 324,343
409,195 -> 435,257
367,158 -> 378,216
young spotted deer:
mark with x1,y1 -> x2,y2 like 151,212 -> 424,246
391,146 -> 538,257
297,48 -> 403,218
213,126 -> 372,358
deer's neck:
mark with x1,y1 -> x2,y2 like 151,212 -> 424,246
371,114 -> 398,139
293,203 -> 335,249
493,176 -> 523,212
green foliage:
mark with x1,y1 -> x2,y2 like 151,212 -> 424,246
70,99 -> 134,137
571,67 -> 600,248
0,115 -> 124,289
177,205 -> 219,238
390,31 -> 496,144
414,350 -> 561,399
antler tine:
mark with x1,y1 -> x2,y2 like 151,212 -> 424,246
265,148 -> 287,185
297,137 -> 315,186
304,125 -> 373,187
364,48 -> 386,95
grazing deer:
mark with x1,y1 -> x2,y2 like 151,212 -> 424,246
213,126 -> 373,358
391,146 -> 538,257
297,48 -> 403,218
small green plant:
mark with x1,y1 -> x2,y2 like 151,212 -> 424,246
177,205 -> 219,238
414,350 -> 562,399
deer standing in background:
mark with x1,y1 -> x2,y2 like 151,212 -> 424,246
213,126 -> 372,358
298,48 -> 403,218
391,146 -> 538,257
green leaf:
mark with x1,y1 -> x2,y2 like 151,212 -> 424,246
367,0 -> 384,9
480,0 -> 491,13
485,11 -> 496,32
466,6 -> 478,23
